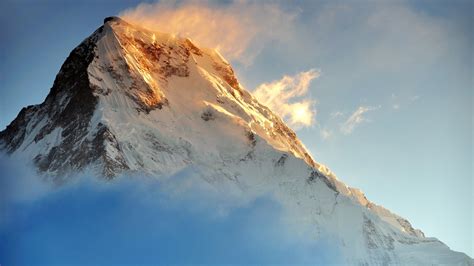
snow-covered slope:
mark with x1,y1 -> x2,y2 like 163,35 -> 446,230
0,17 -> 471,265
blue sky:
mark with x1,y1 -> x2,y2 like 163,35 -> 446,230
0,0 -> 472,258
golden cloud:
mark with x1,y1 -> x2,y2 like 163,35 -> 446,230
253,69 -> 319,129
119,0 -> 297,65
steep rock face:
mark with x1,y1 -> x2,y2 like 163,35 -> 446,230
1,26 -> 102,176
0,23 -> 130,178
0,17 -> 471,264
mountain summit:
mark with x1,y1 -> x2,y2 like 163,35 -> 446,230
0,17 -> 471,265
1,16 -> 315,178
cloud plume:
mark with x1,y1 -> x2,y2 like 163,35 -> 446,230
119,1 -> 297,64
340,106 -> 380,135
253,69 -> 319,129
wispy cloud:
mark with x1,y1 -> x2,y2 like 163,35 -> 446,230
320,128 -> 333,140
390,94 -> 421,110
253,69 -> 319,130
119,1 -> 297,65
329,111 -> 344,120
340,106 -> 380,135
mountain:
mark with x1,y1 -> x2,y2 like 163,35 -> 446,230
0,17 -> 471,265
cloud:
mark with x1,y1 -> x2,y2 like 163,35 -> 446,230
340,106 -> 380,135
389,94 -> 421,110
252,69 -> 319,129
119,0 -> 297,65
330,111 -> 344,119
0,154 -> 53,206
320,128 -> 333,140
0,156 -> 342,264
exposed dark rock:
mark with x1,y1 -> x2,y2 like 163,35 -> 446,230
395,217 -> 424,237
308,170 -> 338,192
363,214 -> 395,250
144,132 -> 173,154
34,123 -> 129,178
212,60 -> 240,92
104,16 -> 121,24
130,38 -> 190,78
1,27 -> 104,153
201,109 -> 215,121
184,39 -> 203,56
34,26 -> 103,143
275,154 -> 288,167
240,131 -> 257,161
269,117 -> 316,168
0,25 -> 130,178
245,131 -> 257,148
0,105 -> 38,153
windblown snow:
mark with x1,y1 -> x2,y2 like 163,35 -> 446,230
0,17 -> 471,265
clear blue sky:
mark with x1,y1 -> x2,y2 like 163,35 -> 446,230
0,0 -> 472,258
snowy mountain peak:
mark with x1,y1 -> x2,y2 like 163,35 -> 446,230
0,17 -> 471,265
104,16 -> 122,24
1,16 -> 318,178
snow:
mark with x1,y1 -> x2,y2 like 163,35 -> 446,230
4,17 -> 472,265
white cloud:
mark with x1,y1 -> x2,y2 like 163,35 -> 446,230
252,69 -> 319,130
320,128 -> 333,140
330,111 -> 344,119
340,106 -> 380,135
